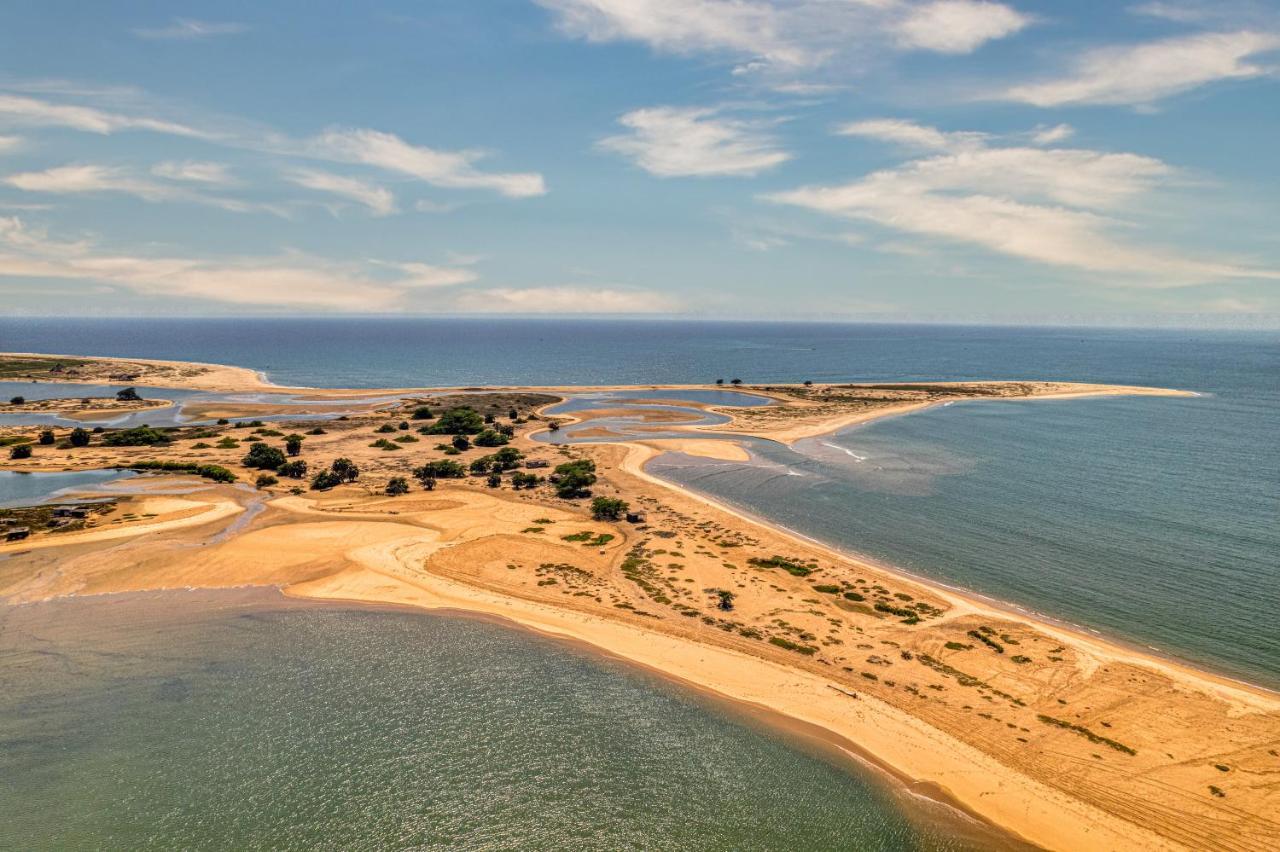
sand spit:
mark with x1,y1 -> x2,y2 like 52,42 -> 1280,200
1,354 -> 1273,852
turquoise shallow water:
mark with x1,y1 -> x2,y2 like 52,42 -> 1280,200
0,590 -> 1004,851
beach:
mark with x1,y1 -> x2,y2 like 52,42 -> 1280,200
1,351 -> 1276,851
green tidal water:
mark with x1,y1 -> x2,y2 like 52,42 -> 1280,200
0,590 -> 1009,851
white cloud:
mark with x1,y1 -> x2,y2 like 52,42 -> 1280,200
0,135 -> 21,153
455,285 -> 678,313
133,19 -> 247,40
766,123 -> 1279,285
151,160 -> 236,184
537,0 -> 805,67
835,118 -> 988,151
1030,123 -> 1074,145
1002,31 -> 1280,107
599,106 -> 790,177
895,1 -> 1030,55
7,164 -> 170,198
537,0 -> 1030,76
0,216 -> 478,310
4,164 -> 285,216
0,93 -> 208,137
372,260 -> 478,288
285,168 -> 396,216
0,90 -> 546,202
311,128 -> 546,198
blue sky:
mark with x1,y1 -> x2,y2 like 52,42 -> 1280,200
1,1 -> 1278,323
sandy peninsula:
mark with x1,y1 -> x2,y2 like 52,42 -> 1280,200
0,353 -> 1273,852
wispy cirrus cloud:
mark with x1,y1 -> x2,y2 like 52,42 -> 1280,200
308,128 -> 547,198
454,285 -> 678,313
599,106 -> 790,177
0,93 -> 209,137
151,160 -> 236,185
0,89 -> 547,202
835,118 -> 988,152
0,216 -> 478,310
132,19 -> 247,40
766,121 -> 1280,285
1000,30 -> 1280,106
537,0 -> 1031,78
284,168 -> 396,216
4,164 -> 285,216
0,134 -> 20,153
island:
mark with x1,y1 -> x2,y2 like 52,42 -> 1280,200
1,352 -> 1275,852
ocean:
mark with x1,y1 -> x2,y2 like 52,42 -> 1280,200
0,590 -> 1001,851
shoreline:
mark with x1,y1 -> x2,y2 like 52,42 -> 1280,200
3,351 -> 1273,850
626,442 -> 1280,703
273,587 -> 1037,849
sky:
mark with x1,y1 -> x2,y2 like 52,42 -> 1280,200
1,1 -> 1278,324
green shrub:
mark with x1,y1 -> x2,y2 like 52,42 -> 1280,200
242,442 -> 287,470
590,496 -> 628,521
422,406 -> 484,435
385,476 -> 410,496
69,427 -> 91,447
812,584 -> 841,594
9,443 -> 32,460
102,426 -> 171,446
747,555 -> 815,577
256,474 -> 279,488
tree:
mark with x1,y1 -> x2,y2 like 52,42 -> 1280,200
69,427 -> 91,447
38,429 -> 55,445
9,443 -> 32,460
730,378 -> 742,386
310,469 -> 343,491
331,457 -> 359,482
590,496 -> 628,521
548,421 -> 560,432
414,460 -> 465,482
9,396 -> 24,405
486,471 -> 502,488
278,460 -> 308,479
508,408 -> 518,420
421,476 -> 436,491
424,406 -> 485,435
242,442 -> 286,470
484,412 -> 495,424
385,476 -> 410,496
116,387 -> 142,401
469,456 -> 492,475
553,459 -> 596,499
803,380 -> 813,387
375,423 -> 397,433
511,471 -> 541,490
490,447 -> 524,470
255,474 -> 279,488
714,379 -> 724,386
473,429 -> 509,447
410,406 -> 434,420
284,434 -> 304,456
451,434 -> 471,451
716,589 -> 736,611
